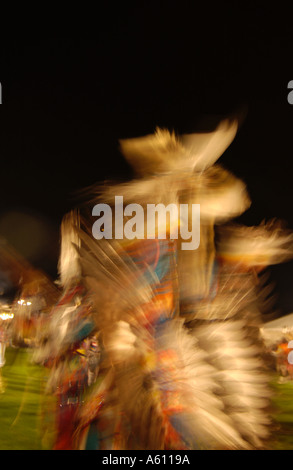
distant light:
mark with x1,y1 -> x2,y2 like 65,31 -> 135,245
17,299 -> 32,306
0,313 -> 14,321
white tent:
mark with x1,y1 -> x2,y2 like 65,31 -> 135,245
260,313 -> 293,346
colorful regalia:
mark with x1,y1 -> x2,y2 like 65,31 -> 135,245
40,120 -> 293,450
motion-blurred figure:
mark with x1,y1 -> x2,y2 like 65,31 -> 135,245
40,119 -> 293,450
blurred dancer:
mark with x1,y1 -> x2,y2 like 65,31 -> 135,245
41,120 -> 293,450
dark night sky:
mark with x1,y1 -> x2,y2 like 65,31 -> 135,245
0,5 -> 293,313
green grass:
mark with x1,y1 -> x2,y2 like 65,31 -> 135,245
270,376 -> 293,450
1,349 -> 293,450
0,347 -> 54,450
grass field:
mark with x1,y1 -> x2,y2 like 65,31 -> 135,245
1,347 -> 293,450
270,377 -> 293,450
0,347 -> 56,450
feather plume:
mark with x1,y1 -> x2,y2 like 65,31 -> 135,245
58,210 -> 81,288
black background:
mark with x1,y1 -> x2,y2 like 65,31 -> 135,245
0,4 -> 293,314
